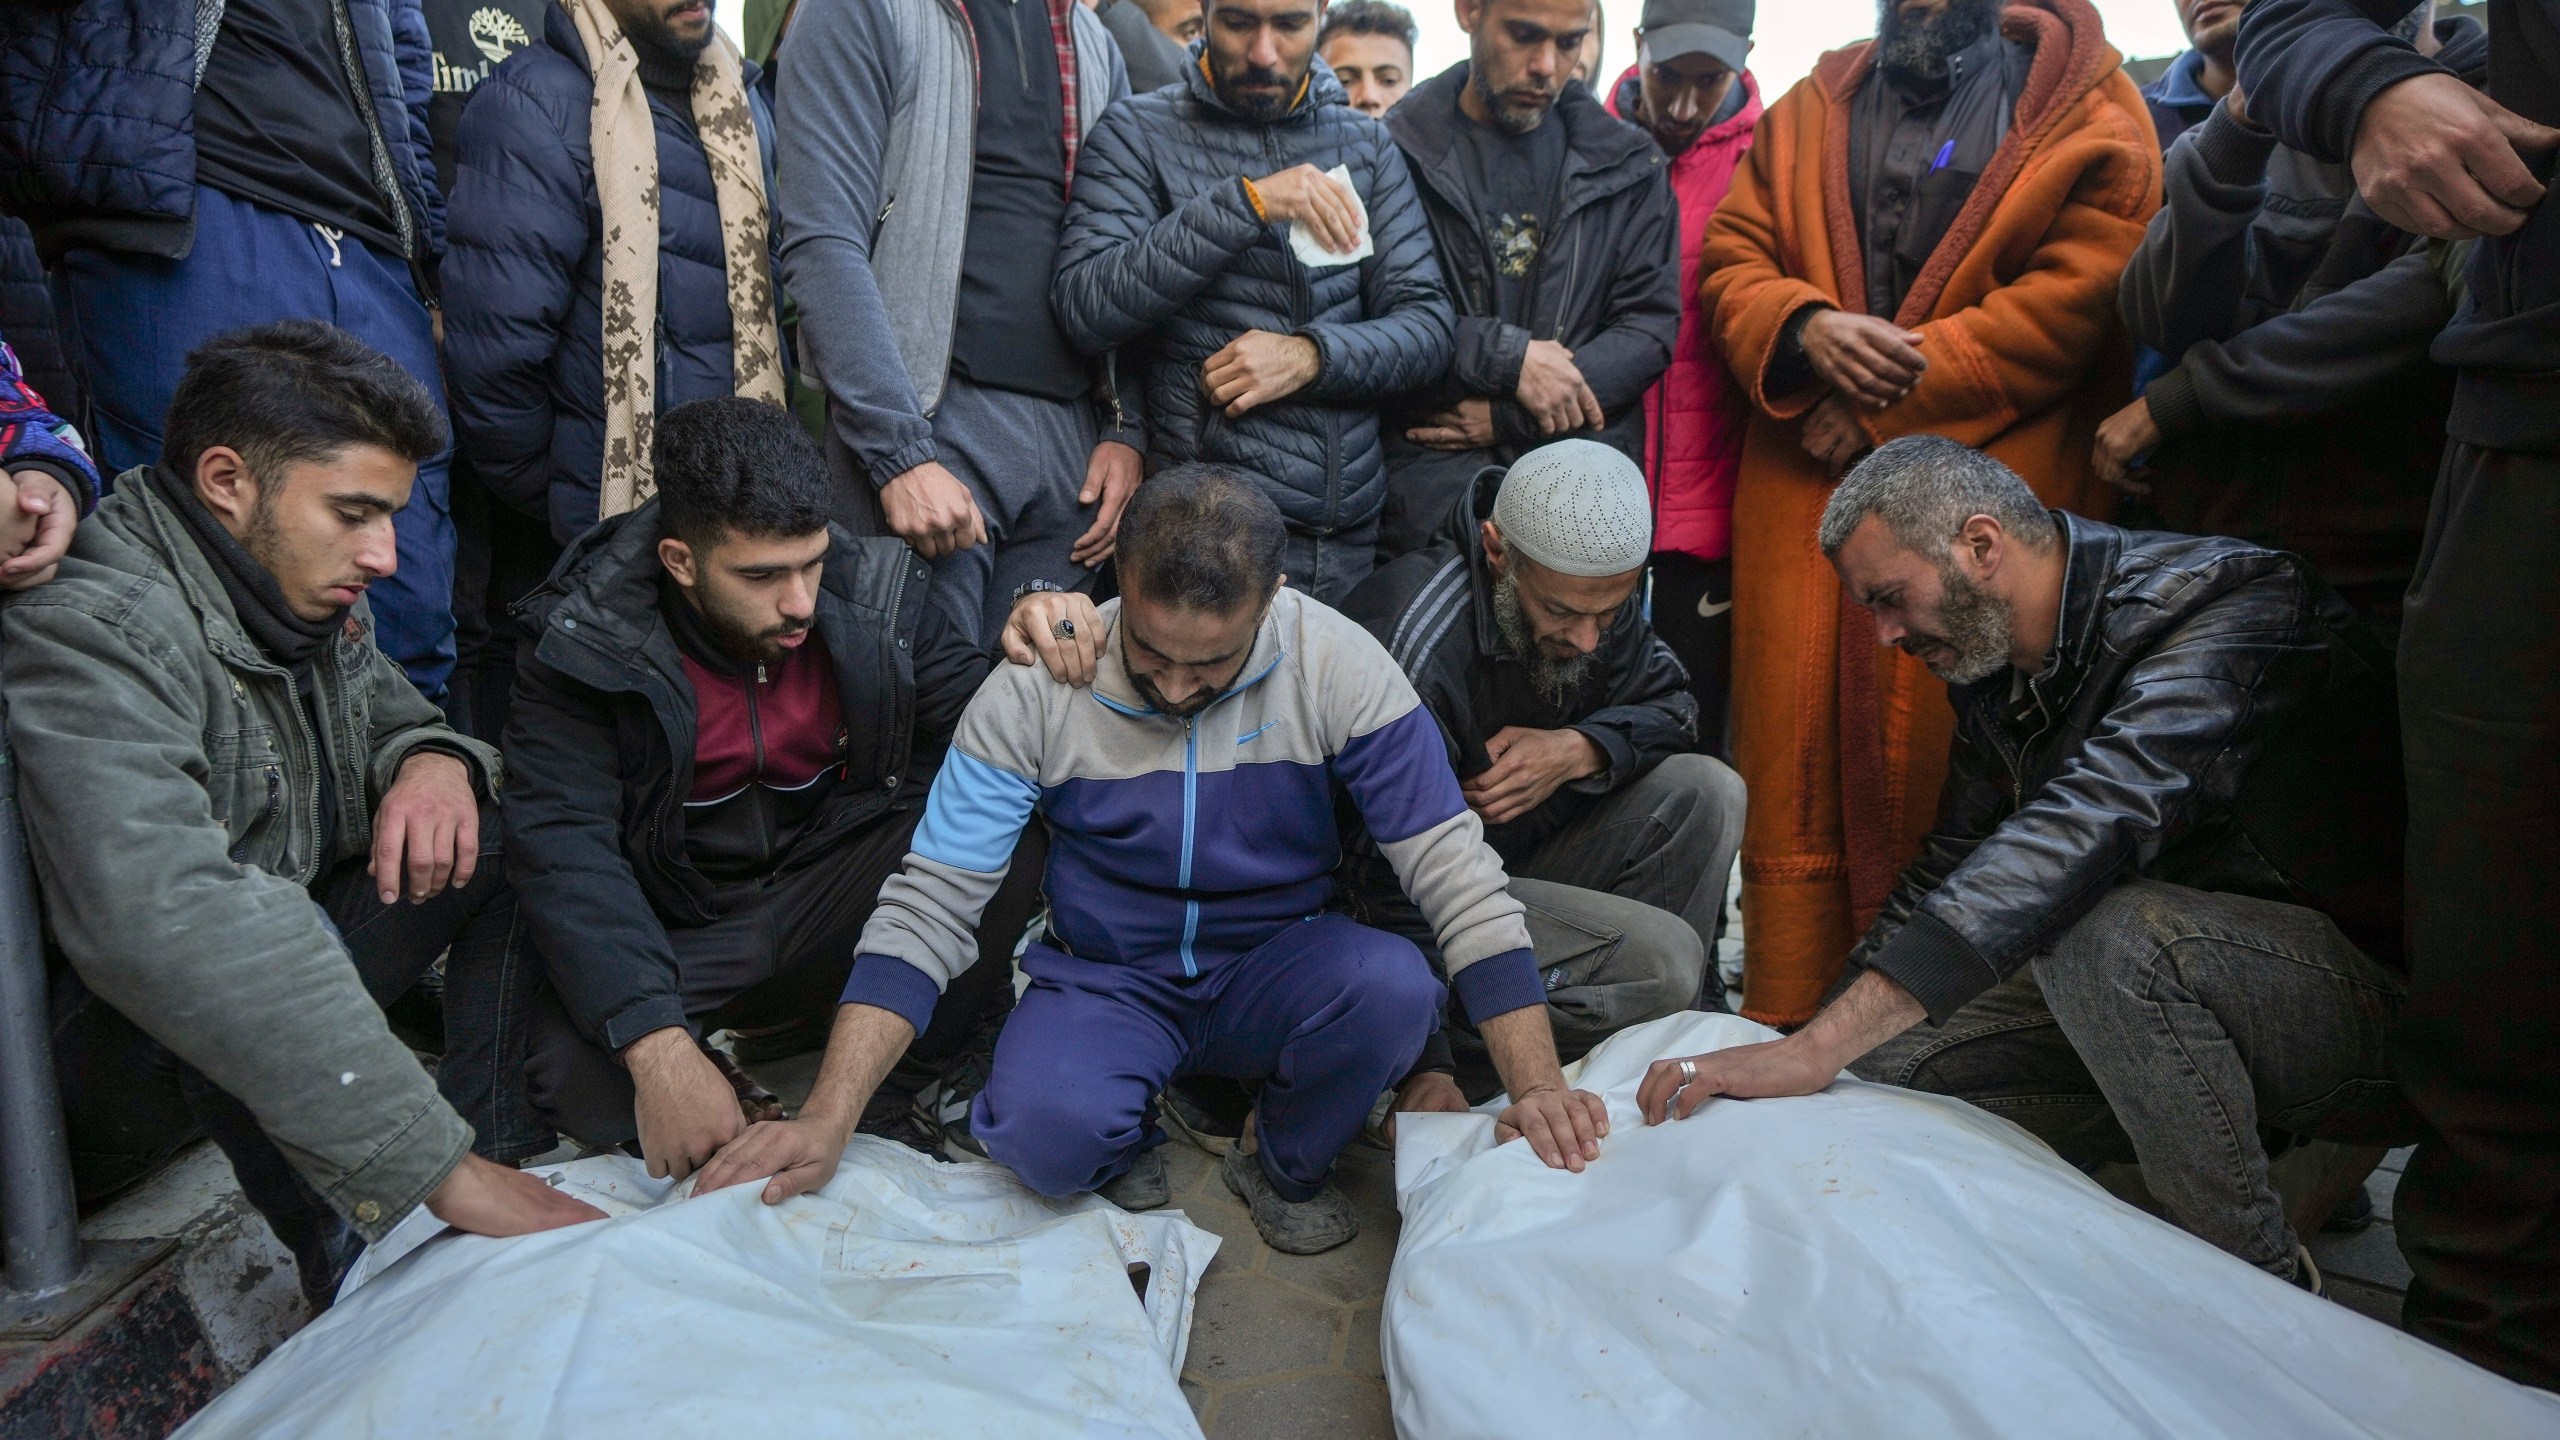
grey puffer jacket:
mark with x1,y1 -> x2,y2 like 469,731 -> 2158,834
1052,52 -> 1453,539
0,471 -> 503,1241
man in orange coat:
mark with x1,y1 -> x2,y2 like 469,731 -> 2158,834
1699,0 -> 2157,1024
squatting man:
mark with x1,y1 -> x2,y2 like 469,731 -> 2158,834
699,467 -> 1607,1254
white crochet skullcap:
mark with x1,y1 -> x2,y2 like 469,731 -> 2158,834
1490,439 -> 1653,578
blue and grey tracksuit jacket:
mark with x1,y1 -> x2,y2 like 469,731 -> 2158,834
842,588 -> 1543,1032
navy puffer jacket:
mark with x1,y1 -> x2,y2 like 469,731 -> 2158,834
442,6 -> 779,544
1053,53 -> 1451,539
0,0 -> 444,264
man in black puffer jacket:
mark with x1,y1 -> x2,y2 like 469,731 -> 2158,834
1635,436 -> 2419,1293
1053,0 -> 1454,602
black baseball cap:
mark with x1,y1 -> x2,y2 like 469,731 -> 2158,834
1637,0 -> 1752,71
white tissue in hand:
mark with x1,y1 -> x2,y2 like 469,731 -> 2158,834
1287,164 -> 1373,268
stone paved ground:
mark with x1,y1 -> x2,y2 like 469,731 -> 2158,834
2312,1145 -> 2419,1328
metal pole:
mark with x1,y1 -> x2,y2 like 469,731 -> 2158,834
0,694 -> 80,1299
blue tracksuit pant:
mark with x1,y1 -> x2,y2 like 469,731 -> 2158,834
973,912 -> 1444,1202
59,185 -> 457,699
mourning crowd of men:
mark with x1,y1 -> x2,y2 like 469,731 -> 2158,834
1,0 -> 2556,1394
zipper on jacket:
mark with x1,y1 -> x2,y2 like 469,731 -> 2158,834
749,661 -> 771,860
279,669 -> 328,888
1178,715 -> 1201,978
324,0 -> 420,265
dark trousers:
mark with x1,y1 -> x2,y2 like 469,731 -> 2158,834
1647,553 -> 1732,759
52,806 -> 534,1297
444,460 -> 563,743
974,914 -> 1443,1201
55,185 -> 457,698
1852,881 -> 2417,1276
2393,440 -> 2560,1385
523,814 -> 1046,1147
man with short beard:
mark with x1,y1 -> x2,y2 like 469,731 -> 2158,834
695,465 -> 1607,1258
1053,0 -> 1454,602
1635,434 -> 2416,1291
1338,439 -> 1744,1117
1698,0 -> 2156,1027
502,398 -> 1058,1175
1377,0 -> 1681,563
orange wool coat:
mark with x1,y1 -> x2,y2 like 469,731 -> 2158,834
1699,0 -> 2160,1025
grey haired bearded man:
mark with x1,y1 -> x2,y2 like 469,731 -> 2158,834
1637,434 -> 2419,1291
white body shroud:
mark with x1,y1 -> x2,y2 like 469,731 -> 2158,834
1386,1011 -> 2560,1439
179,1137 -> 1217,1439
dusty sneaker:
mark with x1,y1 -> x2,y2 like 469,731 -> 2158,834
1220,1145 -> 1357,1255
855,1084 -> 941,1157
1099,1146 -> 1171,1212
914,1017 -> 1003,1160
1160,1077 -> 1252,1155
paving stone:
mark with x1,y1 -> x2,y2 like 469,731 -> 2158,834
2326,1275 -> 2407,1330
1182,1377 -> 1212,1419
1162,1142 -> 1217,1202
1343,1300 -> 1383,1380
2366,1167 -> 2398,1222
2378,1146 -> 2415,1174
1172,1182 -> 1267,1275
2310,1220 -> 2413,1293
1260,1208 -> 1396,1305
1201,1373 -> 1394,1440
1183,1272 -> 1340,1382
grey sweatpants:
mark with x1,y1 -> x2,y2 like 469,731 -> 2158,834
829,374 -> 1101,646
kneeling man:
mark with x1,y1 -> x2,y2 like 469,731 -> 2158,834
1343,439 -> 1743,1114
1640,436 -> 2415,1288
700,465 -> 1604,1254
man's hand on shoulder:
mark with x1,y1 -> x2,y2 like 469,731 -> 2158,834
424,1153 -> 607,1236
1462,726 -> 1605,826
372,751 -> 479,905
1001,589 -> 1104,687
2352,71 -> 2557,239
626,1027 -> 745,1182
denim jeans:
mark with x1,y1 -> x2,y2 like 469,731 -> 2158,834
1850,879 -> 2419,1276
52,804 -> 542,1303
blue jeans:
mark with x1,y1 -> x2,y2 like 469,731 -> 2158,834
57,186 -> 457,698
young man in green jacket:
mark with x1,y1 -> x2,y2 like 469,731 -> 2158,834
2,323 -> 600,1311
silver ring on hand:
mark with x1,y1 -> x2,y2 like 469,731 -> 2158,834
1679,1059 -> 1697,1084
1051,618 -> 1076,641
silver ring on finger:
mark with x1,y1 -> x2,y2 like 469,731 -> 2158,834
1679,1059 -> 1697,1084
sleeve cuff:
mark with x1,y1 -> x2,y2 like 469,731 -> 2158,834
7,456 -> 96,514
1866,910 -> 2003,1026
1565,725 -> 1630,794
2315,46 -> 2448,163
842,952 -> 941,1037
2189,101 -> 2281,186
2143,365 -> 2208,439
866,435 -> 941,490
601,996 -> 695,1054
1451,946 -> 1544,1026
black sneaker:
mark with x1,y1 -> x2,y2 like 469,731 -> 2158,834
856,1084 -> 942,1157
1220,1145 -> 1357,1255
1160,1077 -> 1252,1156
1098,1146 -> 1171,1212
2323,1185 -> 2378,1233
914,1020 -> 1002,1161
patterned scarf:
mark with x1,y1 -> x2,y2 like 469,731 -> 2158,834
566,0 -> 786,519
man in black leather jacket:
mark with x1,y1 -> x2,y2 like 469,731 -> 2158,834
1633,435 -> 2419,1289
1052,0 -> 1454,602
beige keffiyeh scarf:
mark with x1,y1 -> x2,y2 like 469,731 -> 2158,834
567,0 -> 786,518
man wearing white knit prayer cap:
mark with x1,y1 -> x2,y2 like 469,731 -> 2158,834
1337,438 -> 1746,1122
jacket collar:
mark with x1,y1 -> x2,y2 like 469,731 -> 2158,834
1984,510 -> 2119,718
1088,592 -> 1291,721
2140,47 -> 2215,112
1179,42 -> 1348,124
103,464 -> 342,677
1391,61 -> 1666,216
1604,65 -> 1763,163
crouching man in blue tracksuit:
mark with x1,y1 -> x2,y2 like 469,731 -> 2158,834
697,464 -> 1605,1254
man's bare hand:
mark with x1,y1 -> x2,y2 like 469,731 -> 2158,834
1000,588 -> 1104,686
423,1153 -> 608,1236
1204,331 -> 1320,417
1517,340 -> 1604,436
694,1115 -> 852,1206
1462,726 -> 1604,826
1802,309 -> 1926,409
1495,1082 -> 1610,1172
1252,164 -> 1365,255
1380,1069 -> 1471,1146
2092,395 -> 2162,496
371,752 -> 478,905
881,461 -> 987,560
626,1028 -> 745,1182
2352,72 -> 2558,239
1800,392 -> 1872,478
1636,1035 -> 1843,1123
1071,441 -> 1143,568
1406,397 -> 1498,450
0,470 -> 75,591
